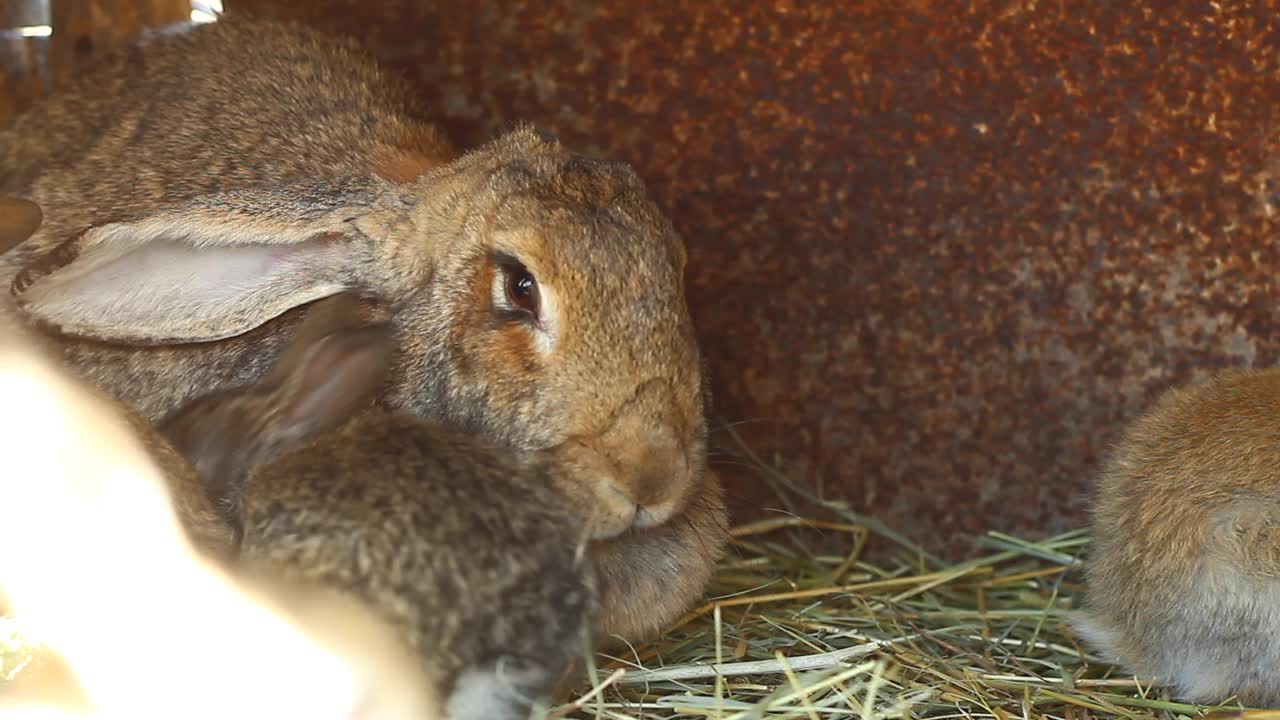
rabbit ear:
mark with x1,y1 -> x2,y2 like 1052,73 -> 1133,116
156,295 -> 392,498
0,197 -> 43,254
286,293 -> 381,351
261,318 -> 395,446
12,200 -> 374,346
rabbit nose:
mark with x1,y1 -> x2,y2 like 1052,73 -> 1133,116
600,425 -> 691,527
561,378 -> 701,538
597,477 -> 678,533
563,428 -> 692,539
597,463 -> 685,531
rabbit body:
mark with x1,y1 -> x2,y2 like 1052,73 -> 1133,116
159,294 -> 595,719
0,18 -> 452,220
236,417 -> 595,719
1077,368 -> 1280,707
0,17 -> 726,641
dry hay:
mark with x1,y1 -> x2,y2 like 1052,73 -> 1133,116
547,429 -> 1264,720
563,518 -> 1103,719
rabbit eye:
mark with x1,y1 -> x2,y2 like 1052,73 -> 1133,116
496,254 -> 541,321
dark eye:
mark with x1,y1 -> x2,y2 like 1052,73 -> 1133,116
500,258 -> 541,320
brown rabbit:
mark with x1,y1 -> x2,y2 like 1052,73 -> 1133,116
1075,368 -> 1280,707
0,302 -> 440,720
0,198 -> 234,558
0,17 -> 725,642
160,293 -> 597,720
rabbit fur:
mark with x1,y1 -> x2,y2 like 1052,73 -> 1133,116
0,17 -> 727,642
1076,368 -> 1280,707
160,293 -> 596,720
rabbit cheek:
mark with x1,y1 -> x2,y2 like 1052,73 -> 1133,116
492,327 -> 542,380
468,321 -> 543,396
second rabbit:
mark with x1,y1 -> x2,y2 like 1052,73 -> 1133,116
160,293 -> 598,720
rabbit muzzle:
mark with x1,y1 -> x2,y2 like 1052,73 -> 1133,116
553,378 -> 704,540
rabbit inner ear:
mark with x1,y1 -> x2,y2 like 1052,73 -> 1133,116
270,326 -> 394,442
15,231 -> 357,345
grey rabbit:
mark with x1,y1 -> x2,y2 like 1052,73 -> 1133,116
160,293 -> 597,720
0,16 -> 725,643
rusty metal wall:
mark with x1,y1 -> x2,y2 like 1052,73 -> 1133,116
0,0 -> 52,122
0,0 -> 191,123
6,1 -> 1280,555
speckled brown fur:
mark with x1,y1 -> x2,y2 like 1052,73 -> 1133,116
161,295 -> 595,719
242,418 -> 594,716
0,18 -> 726,642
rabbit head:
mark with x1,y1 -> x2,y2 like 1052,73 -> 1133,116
385,130 -> 708,539
12,126 -> 707,541
0,308 -> 438,720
